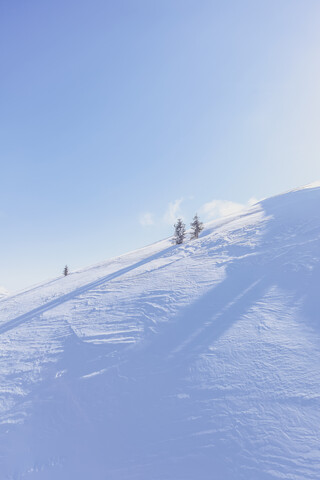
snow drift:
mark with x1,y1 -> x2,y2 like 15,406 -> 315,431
0,184 -> 320,479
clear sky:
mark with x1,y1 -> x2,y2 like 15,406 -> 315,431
1,0 -> 320,291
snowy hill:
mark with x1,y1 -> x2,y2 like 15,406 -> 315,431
1,184 -> 320,479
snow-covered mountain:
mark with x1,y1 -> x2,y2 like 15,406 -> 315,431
1,184 -> 320,479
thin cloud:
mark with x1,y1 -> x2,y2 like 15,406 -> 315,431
248,197 -> 259,206
163,198 -> 184,225
139,212 -> 155,226
200,198 -> 257,221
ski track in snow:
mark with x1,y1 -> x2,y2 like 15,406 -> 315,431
0,185 -> 320,479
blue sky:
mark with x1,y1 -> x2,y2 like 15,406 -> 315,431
1,0 -> 320,291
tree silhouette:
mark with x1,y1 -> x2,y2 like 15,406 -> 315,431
190,214 -> 204,239
174,218 -> 186,245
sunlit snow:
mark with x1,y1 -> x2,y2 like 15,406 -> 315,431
0,185 -> 320,479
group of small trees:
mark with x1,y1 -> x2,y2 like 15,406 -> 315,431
174,214 -> 203,245
63,215 -> 203,276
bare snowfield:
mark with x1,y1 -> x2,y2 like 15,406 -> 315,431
0,185 -> 320,479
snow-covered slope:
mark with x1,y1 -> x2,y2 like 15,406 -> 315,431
1,184 -> 320,479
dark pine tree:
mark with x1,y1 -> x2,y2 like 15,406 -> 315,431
63,265 -> 69,276
190,214 -> 204,239
174,218 -> 186,245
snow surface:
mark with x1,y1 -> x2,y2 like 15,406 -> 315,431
1,185 -> 320,479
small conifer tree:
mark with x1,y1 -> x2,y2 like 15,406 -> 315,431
174,218 -> 186,245
190,214 -> 204,239
63,265 -> 69,276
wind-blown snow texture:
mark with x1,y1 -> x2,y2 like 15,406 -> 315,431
1,185 -> 320,479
